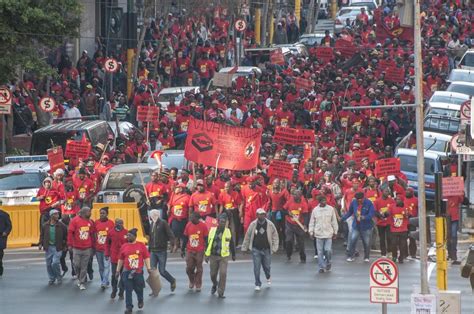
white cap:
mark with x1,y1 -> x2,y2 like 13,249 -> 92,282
256,208 -> 266,215
290,158 -> 299,164
387,175 -> 396,181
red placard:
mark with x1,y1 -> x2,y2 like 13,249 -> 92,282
352,149 -> 372,167
137,105 -> 160,122
274,126 -> 315,145
268,160 -> 294,180
315,47 -> 334,62
270,49 -> 285,65
65,139 -> 91,160
378,59 -> 396,71
385,66 -> 405,84
295,77 -> 314,91
335,39 -> 356,58
184,118 -> 262,171
442,177 -> 464,197
374,157 -> 400,178
205,216 -> 218,230
47,146 -> 65,173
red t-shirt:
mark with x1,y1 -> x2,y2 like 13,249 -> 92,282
73,177 -> 94,200
404,196 -> 418,217
146,182 -> 168,199
37,187 -> 61,214
168,193 -> 191,221
68,216 -> 95,249
446,195 -> 463,221
62,190 -> 79,215
183,221 -> 209,252
106,227 -> 128,263
189,191 -> 216,217
94,219 -> 115,252
217,190 -> 240,210
373,197 -> 395,227
119,241 -> 150,273
284,197 -> 309,225
388,203 -> 409,232
268,189 -> 289,211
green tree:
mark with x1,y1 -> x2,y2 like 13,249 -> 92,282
0,0 -> 81,83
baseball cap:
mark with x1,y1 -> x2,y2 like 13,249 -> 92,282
256,208 -> 266,215
196,179 -> 204,185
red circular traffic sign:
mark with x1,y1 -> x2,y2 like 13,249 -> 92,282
370,258 -> 398,287
460,100 -> 470,119
0,87 -> 12,104
234,19 -> 247,32
39,97 -> 56,112
104,58 -> 119,73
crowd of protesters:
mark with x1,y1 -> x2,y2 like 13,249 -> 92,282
1,0 -> 473,312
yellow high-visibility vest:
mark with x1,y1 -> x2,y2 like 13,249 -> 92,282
205,227 -> 231,257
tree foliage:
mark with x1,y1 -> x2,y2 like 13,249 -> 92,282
0,0 -> 81,83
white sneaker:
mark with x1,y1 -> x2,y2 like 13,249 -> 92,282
76,280 -> 81,287
314,255 -> 318,259
254,286 -> 261,291
364,258 -> 370,263
346,257 -> 354,262
79,284 -> 86,290
266,278 -> 271,286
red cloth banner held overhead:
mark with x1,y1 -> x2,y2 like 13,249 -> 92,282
184,118 -> 262,171
385,66 -> 405,84
268,160 -> 294,180
274,126 -> 315,145
374,157 -> 401,178
314,47 -> 334,62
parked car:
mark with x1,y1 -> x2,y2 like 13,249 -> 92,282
428,91 -> 470,107
0,156 -> 50,205
95,163 -> 159,203
446,82 -> 474,97
144,149 -> 188,172
334,6 -> 372,34
425,102 -> 462,119
423,114 -> 460,135
396,148 -> 445,201
348,0 -> 378,10
157,86 -> 200,110
447,69 -> 474,84
30,120 -> 114,155
207,66 -> 262,93
396,131 -> 453,156
458,49 -> 474,70
107,121 -> 143,142
298,32 -> 331,47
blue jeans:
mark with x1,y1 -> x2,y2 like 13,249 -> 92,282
122,271 -> 145,310
45,246 -> 62,281
316,238 -> 332,270
150,251 -> 175,284
251,248 -> 271,287
96,251 -> 110,286
348,227 -> 373,259
448,220 -> 459,260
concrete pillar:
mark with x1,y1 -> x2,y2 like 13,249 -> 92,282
79,0 -> 97,59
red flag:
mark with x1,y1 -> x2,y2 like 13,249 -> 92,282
184,118 -> 262,171
228,65 -> 239,74
151,150 -> 164,170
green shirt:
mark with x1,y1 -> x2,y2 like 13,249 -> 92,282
49,224 -> 56,246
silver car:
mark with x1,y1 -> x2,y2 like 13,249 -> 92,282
96,163 -> 159,203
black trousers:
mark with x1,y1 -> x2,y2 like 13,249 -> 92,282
391,232 -> 408,261
60,249 -> 75,274
285,222 -> 306,261
0,248 -> 4,276
377,225 -> 391,256
111,262 -> 124,295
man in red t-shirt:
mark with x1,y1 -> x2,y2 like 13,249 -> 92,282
404,188 -> 418,259
283,190 -> 309,262
116,228 -> 151,313
182,212 -> 209,291
189,180 -> 216,219
68,206 -> 95,290
373,187 -> 395,257
217,181 -> 242,246
168,184 -> 191,252
94,207 -> 115,289
388,195 -> 409,263
267,179 -> 290,247
446,194 -> 464,263
106,218 -> 127,299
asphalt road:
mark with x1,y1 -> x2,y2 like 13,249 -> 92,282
1,240 -> 472,314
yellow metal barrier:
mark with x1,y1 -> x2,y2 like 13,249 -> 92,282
3,202 -> 146,248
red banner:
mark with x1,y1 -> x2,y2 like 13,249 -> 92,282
270,49 -> 285,65
137,105 -> 160,122
47,147 -> 65,173
374,157 -> 400,178
335,39 -> 356,58
373,8 -> 414,42
385,66 -> 405,84
65,139 -> 91,160
378,59 -> 396,71
442,177 -> 464,197
268,160 -> 294,180
184,118 -> 262,170
274,127 -> 315,145
315,47 -> 334,62
295,77 -> 314,91
352,149 -> 372,167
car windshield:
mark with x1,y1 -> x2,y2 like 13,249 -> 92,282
0,173 -> 43,190
105,171 -> 151,190
429,95 -> 467,105
339,8 -> 358,16
448,71 -> 474,83
399,155 -> 436,175
424,117 -> 459,134
447,84 -> 474,97
424,137 -> 448,153
460,53 -> 474,67
427,108 -> 460,118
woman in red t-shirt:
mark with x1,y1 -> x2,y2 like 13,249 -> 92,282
388,195 -> 410,263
